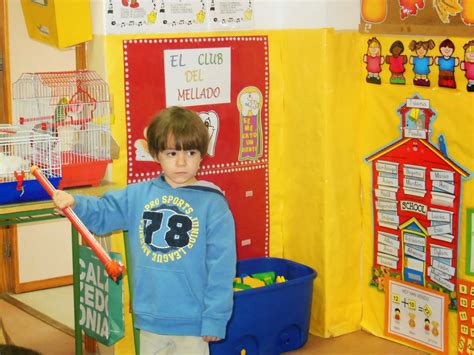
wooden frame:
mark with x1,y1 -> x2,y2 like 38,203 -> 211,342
0,0 -> 11,124
14,275 -> 73,293
0,0 -> 14,295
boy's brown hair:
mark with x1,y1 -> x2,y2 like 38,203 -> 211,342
146,106 -> 209,158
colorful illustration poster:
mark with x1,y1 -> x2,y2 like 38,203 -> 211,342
385,278 -> 448,354
207,0 -> 254,29
160,0 -> 207,31
367,95 -> 471,308
163,47 -> 231,106
361,37 -> 474,92
360,0 -> 473,36
457,279 -> 474,354
105,0 -> 206,34
123,36 -> 269,259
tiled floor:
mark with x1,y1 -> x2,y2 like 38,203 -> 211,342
1,287 -> 428,354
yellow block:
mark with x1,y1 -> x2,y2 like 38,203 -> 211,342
242,276 -> 266,288
20,0 -> 92,48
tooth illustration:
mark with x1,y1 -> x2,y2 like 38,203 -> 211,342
198,110 -> 219,157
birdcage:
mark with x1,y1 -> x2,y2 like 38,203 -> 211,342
12,70 -> 112,189
0,125 -> 61,204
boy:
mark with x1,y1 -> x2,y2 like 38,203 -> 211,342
53,106 -> 236,354
435,39 -> 459,89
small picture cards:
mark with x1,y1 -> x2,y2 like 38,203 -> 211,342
457,279 -> 474,354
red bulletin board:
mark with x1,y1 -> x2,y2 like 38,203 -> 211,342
123,36 -> 269,259
200,165 -> 268,260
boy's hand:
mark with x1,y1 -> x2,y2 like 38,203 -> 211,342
53,190 -> 75,215
202,336 -> 220,343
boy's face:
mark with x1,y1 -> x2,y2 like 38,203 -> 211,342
157,146 -> 202,188
440,46 -> 453,57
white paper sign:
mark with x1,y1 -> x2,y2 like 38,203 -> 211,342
428,267 -> 452,280
386,279 -> 447,353
429,271 -> 455,291
430,245 -> 453,259
378,212 -> 400,225
378,175 -> 399,188
164,47 -> 231,106
404,165 -> 426,179
162,0 -> 207,31
404,177 -> 426,191
404,233 -> 426,247
405,246 -> 426,261
376,200 -> 398,211
401,200 -> 427,215
378,242 -> 399,257
427,210 -> 452,223
378,232 -> 400,249
430,169 -> 454,182
432,259 -> 455,277
432,180 -> 455,194
407,98 -> 430,108
376,161 -> 399,174
208,0 -> 254,29
378,253 -> 398,269
376,188 -> 397,200
427,223 -> 452,236
105,0 -> 207,34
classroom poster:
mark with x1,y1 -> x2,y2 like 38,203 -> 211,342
367,96 -> 471,308
359,0 -> 473,36
106,0 -> 206,33
123,36 -> 269,259
105,0 -> 253,34
385,278 -> 448,354
208,0 -> 254,30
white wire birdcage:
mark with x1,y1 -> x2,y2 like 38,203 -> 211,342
12,70 -> 112,188
0,124 -> 61,204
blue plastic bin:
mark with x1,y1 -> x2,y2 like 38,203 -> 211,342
210,257 -> 317,355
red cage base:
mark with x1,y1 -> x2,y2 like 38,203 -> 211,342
59,157 -> 110,189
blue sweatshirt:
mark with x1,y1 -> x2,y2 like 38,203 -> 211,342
73,176 -> 236,339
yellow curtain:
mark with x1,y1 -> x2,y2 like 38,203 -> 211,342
269,30 -> 363,337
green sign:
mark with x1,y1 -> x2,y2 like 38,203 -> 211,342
79,246 -> 124,345
466,209 -> 474,275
